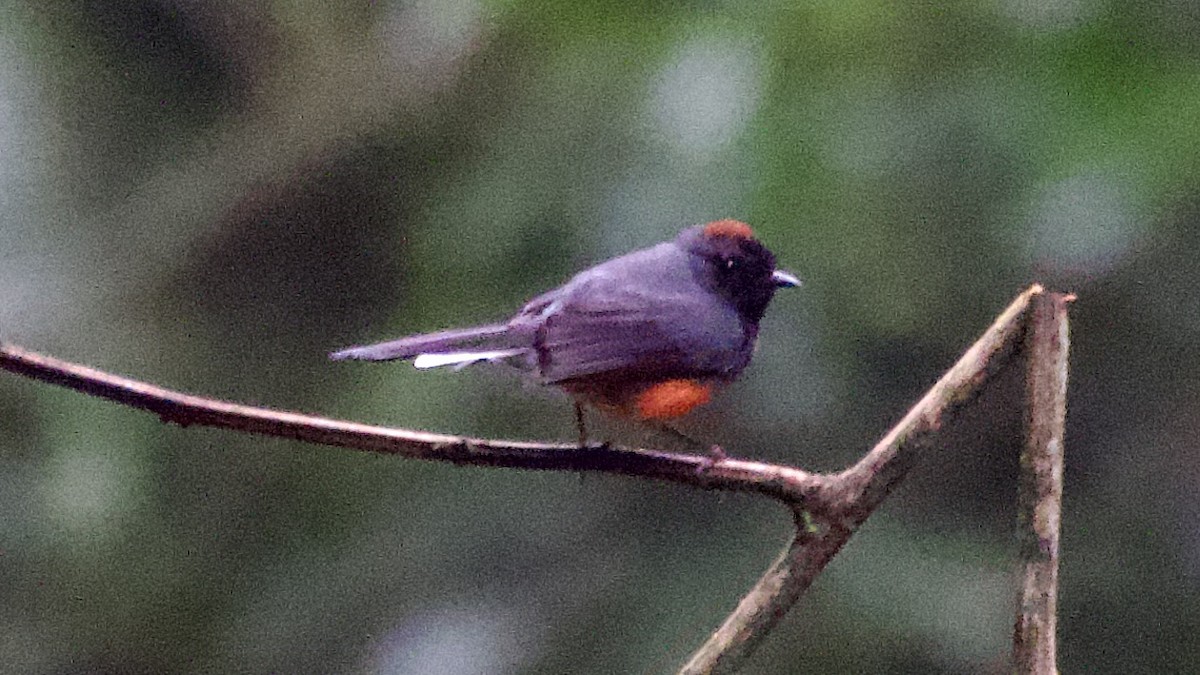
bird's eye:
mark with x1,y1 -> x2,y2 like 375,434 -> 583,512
723,257 -> 738,271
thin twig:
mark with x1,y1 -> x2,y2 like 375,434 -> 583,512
0,343 -> 825,502
1013,291 -> 1072,673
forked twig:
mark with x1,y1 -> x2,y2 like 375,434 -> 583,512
0,284 -> 1068,673
681,285 -> 1049,673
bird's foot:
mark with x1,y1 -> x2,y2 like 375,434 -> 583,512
696,444 -> 727,475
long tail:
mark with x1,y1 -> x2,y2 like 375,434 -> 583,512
329,323 -> 527,368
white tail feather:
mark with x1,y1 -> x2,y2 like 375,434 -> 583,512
413,349 -> 524,370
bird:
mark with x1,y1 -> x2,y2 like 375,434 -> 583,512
330,219 -> 799,447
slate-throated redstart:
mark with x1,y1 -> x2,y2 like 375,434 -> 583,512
330,219 -> 799,443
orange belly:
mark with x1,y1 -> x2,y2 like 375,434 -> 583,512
632,379 -> 713,419
562,377 -> 716,420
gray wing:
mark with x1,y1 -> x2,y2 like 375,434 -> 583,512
529,282 -> 750,384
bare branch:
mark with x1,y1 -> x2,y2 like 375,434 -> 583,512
1013,291 -> 1072,673
0,284 -> 1066,673
0,343 -> 825,503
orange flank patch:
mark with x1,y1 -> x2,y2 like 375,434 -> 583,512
703,219 -> 754,240
634,379 -> 713,420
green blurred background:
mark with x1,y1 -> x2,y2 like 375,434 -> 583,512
1,1 -> 1197,672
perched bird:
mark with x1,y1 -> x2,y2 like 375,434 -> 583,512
331,219 -> 799,445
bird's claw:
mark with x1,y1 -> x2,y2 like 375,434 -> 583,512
696,444 -> 727,475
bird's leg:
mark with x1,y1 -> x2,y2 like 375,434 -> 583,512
574,401 -> 588,448
648,422 -> 726,469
